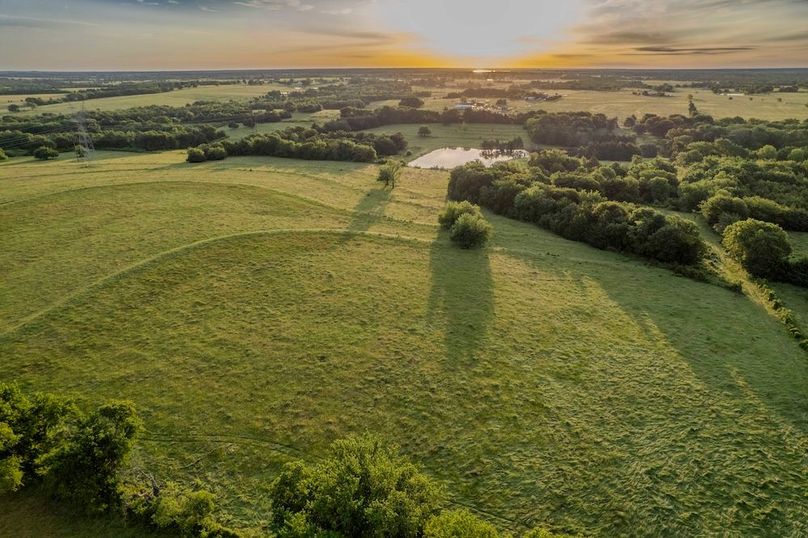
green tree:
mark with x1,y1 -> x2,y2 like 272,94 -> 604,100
32,146 -> 59,160
788,148 -> 806,162
418,126 -> 432,138
269,435 -> 444,537
450,213 -> 492,249
0,148 -> 7,161
7,104 -> 20,113
186,147 -> 206,163
378,160 -> 403,189
44,401 -> 142,512
700,192 -> 749,230
722,219 -> 791,277
399,97 -> 425,108
688,99 -> 699,117
756,145 -> 777,160
424,509 -> 500,537
439,201 -> 483,230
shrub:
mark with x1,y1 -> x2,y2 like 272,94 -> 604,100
32,146 -> 59,160
0,148 -> 7,161
424,509 -> 500,538
722,219 -> 791,277
439,201 -> 483,230
418,126 -> 432,137
269,435 -> 443,537
186,147 -> 207,163
450,213 -> 492,249
152,483 -> 217,537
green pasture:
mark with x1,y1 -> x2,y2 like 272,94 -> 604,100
1,151 -> 806,536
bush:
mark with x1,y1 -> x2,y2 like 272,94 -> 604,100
32,146 -> 59,160
424,509 -> 500,538
418,126 -> 432,137
152,483 -> 217,537
439,201 -> 483,230
450,213 -> 492,249
269,435 -> 443,537
186,147 -> 207,163
0,148 -> 7,161
722,219 -> 791,277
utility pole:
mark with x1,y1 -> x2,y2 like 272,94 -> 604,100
73,101 -> 94,164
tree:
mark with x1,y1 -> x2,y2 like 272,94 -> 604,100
788,148 -> 806,162
688,99 -> 699,117
7,104 -> 20,113
378,160 -> 403,189
756,145 -> 777,160
0,148 -> 7,161
186,147 -> 206,163
722,219 -> 791,277
44,401 -> 142,512
32,146 -> 59,160
450,213 -> 492,249
424,509 -> 500,538
0,385 -> 80,494
399,97 -> 425,108
700,192 -> 749,230
439,201 -> 483,230
269,435 -> 443,537
418,126 -> 432,138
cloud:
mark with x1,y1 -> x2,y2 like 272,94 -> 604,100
512,0 -> 808,67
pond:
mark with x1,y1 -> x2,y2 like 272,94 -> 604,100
408,148 -> 528,170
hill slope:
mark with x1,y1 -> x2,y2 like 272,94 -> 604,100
1,152 -> 807,536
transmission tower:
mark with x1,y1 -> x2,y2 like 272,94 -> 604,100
72,101 -> 94,164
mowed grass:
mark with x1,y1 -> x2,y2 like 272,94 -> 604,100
1,152 -> 807,536
404,87 -> 808,121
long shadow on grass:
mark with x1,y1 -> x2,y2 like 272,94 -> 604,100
344,186 -> 392,235
426,231 -> 494,365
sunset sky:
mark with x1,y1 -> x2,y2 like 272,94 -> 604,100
1,0 -> 807,70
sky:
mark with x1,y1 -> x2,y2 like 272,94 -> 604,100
0,0 -> 807,70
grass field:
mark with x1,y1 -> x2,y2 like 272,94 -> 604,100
11,84 -> 281,116
401,87 -> 808,122
7,82 -> 807,122
1,151 -> 807,536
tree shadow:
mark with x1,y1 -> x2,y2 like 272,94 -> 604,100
344,186 -> 392,236
426,231 -> 494,366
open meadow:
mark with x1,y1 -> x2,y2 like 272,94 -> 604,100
400,86 -> 808,122
1,151 -> 807,536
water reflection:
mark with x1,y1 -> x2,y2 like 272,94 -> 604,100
408,147 -> 528,170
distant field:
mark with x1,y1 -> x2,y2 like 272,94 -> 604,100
1,151 -> 806,536
223,110 -> 342,139
11,84 -> 280,115
1,93 -> 66,108
403,87 -> 808,121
